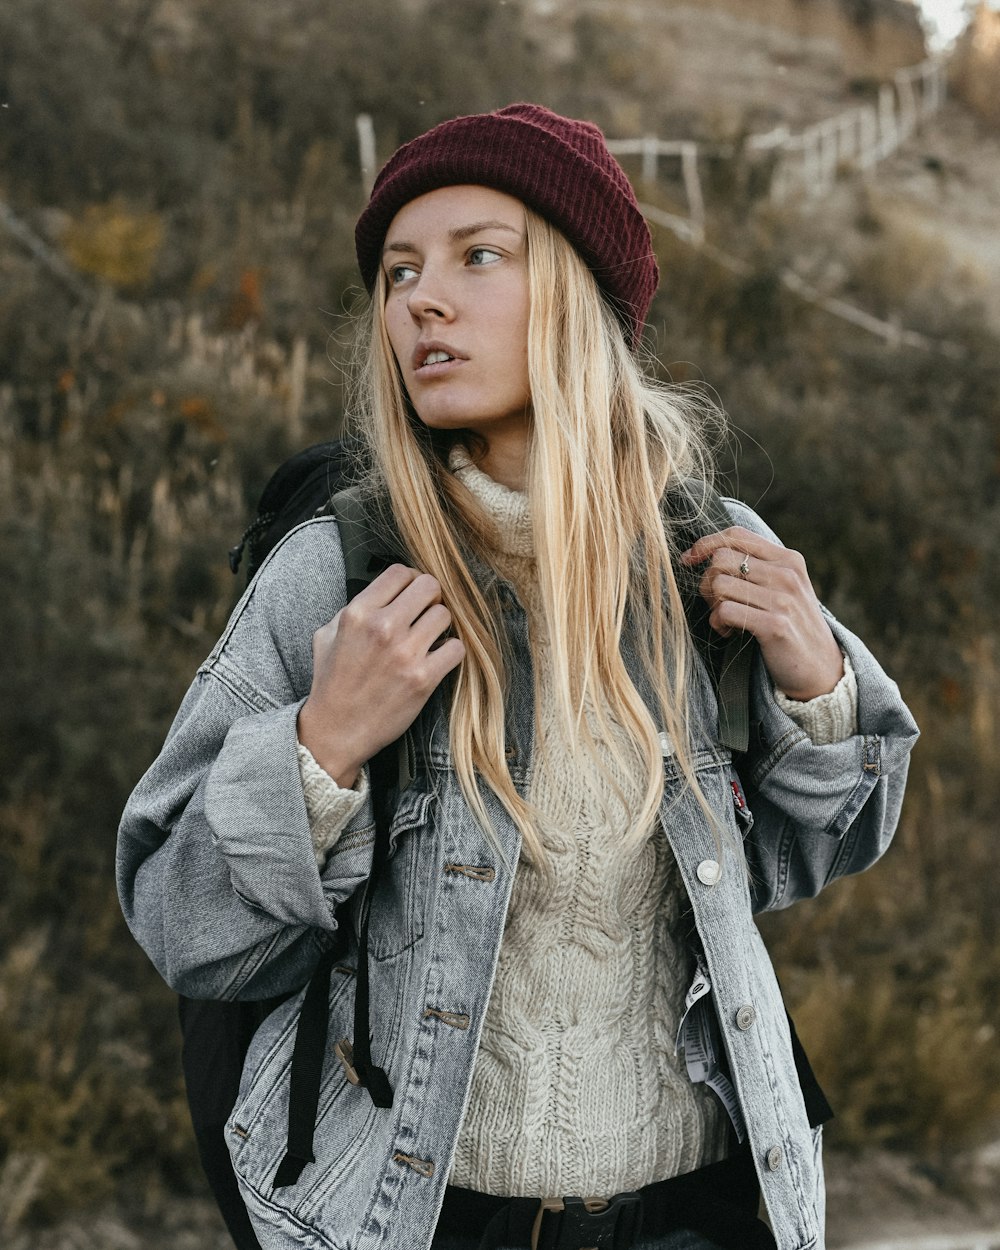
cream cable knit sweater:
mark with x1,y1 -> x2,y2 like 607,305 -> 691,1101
296,463 -> 858,1198
444,458 -> 730,1196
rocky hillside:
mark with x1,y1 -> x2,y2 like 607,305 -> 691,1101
530,0 -> 927,136
540,0 -> 1000,331
951,0 -> 1000,126
850,96 -> 1000,328
672,0 -> 926,78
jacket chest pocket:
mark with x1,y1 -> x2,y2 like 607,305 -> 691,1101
357,787 -> 432,963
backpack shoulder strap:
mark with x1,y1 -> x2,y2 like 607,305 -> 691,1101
327,484 -> 401,596
274,486 -> 410,1188
667,478 -> 755,755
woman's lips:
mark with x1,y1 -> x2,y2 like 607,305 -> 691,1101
414,356 -> 464,379
412,341 -> 466,371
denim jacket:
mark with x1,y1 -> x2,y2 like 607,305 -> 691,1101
117,499 -> 918,1250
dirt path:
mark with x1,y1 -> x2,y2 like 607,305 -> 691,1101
826,1146 -> 1000,1250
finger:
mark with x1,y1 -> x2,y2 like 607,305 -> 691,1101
702,548 -> 762,583
702,571 -> 776,615
708,598 -> 772,638
351,562 -> 423,609
384,572 -> 447,628
680,526 -> 785,567
423,635 -> 465,678
411,602 -> 453,651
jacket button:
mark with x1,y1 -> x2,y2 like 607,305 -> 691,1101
766,1145 -> 783,1172
696,859 -> 722,886
735,1005 -> 756,1031
505,745 -> 517,762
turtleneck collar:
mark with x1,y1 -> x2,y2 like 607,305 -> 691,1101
449,445 -> 534,561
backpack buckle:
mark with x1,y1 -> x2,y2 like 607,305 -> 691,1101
531,1191 -> 642,1249
334,1038 -> 362,1086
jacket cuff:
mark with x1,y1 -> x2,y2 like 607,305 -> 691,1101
297,741 -> 369,865
774,653 -> 858,745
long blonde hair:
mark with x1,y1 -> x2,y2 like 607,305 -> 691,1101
348,207 -> 722,871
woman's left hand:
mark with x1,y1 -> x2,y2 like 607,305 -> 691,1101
680,526 -> 844,701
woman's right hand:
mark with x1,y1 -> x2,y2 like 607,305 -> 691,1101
296,564 -> 465,788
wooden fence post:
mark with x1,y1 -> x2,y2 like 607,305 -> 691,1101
642,135 -> 659,184
803,127 -> 822,195
894,68 -> 918,143
837,109 -> 857,168
858,104 -> 879,171
924,58 -> 945,116
356,113 -> 376,196
820,118 -> 839,191
877,83 -> 898,160
680,143 -> 704,244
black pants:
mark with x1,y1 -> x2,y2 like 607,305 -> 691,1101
433,1146 -> 776,1250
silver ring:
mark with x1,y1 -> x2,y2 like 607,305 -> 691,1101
738,554 -> 751,578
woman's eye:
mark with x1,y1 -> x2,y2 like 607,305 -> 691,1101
388,263 -> 418,286
468,247 -> 501,267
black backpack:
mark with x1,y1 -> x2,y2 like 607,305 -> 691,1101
178,441 -> 760,1247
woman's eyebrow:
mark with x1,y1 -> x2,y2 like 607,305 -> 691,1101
382,220 -> 522,258
448,220 -> 523,242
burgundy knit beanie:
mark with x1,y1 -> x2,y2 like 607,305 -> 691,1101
355,104 -> 658,345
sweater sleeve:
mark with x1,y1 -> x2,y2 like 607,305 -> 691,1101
297,742 -> 369,865
774,652 -> 858,745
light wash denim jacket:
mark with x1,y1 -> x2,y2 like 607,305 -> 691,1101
117,500 -> 918,1250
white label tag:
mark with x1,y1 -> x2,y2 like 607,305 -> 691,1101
676,962 -> 747,1143
706,1070 -> 748,1144
680,1002 -> 715,1084
676,962 -> 713,1053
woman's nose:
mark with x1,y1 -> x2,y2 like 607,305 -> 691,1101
406,268 -> 454,321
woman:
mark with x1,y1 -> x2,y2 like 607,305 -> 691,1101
117,105 -> 918,1250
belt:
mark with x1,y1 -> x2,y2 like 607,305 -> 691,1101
435,1146 -> 776,1250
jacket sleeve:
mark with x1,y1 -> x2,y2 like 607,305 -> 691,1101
720,499 -> 920,912
116,519 -> 375,1000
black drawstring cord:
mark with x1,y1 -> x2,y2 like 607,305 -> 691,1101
344,744 -> 396,1108
272,565 -> 400,1188
228,512 -> 276,576
272,741 -> 396,1189
271,946 -> 337,1188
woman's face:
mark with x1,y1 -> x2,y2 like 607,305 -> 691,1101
381,184 -> 532,459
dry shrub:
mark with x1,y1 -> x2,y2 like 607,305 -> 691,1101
761,662 -> 1000,1156
846,195 -> 982,328
0,292 -> 349,1227
61,200 -> 165,289
764,893 -> 1000,1152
